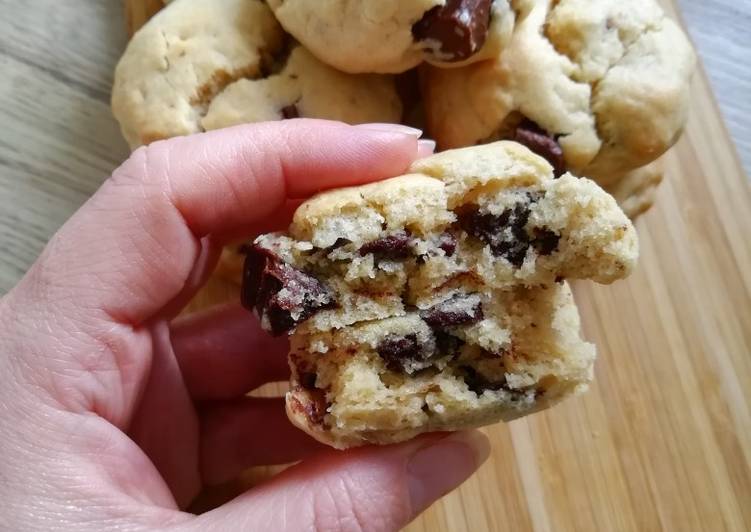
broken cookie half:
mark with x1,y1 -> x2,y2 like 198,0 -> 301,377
241,141 -> 638,448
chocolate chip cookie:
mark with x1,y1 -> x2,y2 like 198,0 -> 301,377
112,0 -> 402,149
241,141 -> 638,448
422,0 -> 695,207
266,0 -> 516,74
606,158 -> 664,219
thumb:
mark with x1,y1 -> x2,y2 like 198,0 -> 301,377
192,431 -> 490,532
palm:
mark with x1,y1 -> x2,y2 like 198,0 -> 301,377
127,320 -> 202,508
121,308 -> 309,509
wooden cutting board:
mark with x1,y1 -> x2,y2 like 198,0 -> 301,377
124,0 -> 163,36
125,1 -> 751,529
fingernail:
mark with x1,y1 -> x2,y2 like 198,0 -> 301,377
355,123 -> 423,138
417,139 -> 437,158
407,431 -> 490,514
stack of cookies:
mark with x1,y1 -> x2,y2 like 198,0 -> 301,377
113,0 -> 695,219
111,0 -> 694,448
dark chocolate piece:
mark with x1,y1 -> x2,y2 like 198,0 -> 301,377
281,104 -> 299,119
241,243 -> 335,335
434,330 -> 465,357
437,232 -> 457,256
359,231 -> 413,259
412,0 -> 493,62
299,371 -> 317,390
460,365 -> 506,394
241,244 -> 279,311
458,202 -> 532,267
420,294 -> 484,328
317,237 -> 351,257
461,365 -> 538,399
513,119 -> 566,178
532,227 -> 560,256
377,333 -> 426,372
327,237 -> 351,250
304,388 -> 328,425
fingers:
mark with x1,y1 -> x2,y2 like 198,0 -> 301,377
154,199 -> 305,316
171,304 -> 289,401
128,321 -> 202,508
417,138 -> 437,159
15,120 -> 424,328
161,121 -> 423,237
199,397 -> 326,486
225,200 -> 304,243
191,431 -> 490,532
5,120 -> 424,418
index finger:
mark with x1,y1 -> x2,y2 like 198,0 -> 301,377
12,120 -> 424,326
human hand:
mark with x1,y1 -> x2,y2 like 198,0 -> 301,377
0,120 -> 490,531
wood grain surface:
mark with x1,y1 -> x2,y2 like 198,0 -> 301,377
124,0 -> 164,36
1,1 -> 750,530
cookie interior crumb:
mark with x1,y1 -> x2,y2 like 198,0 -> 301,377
243,141 -> 637,448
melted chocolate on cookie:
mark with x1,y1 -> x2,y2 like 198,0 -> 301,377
457,196 -> 561,267
412,0 -> 493,62
513,119 -> 566,178
242,244 -> 335,335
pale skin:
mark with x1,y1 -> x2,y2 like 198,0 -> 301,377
0,120 -> 490,531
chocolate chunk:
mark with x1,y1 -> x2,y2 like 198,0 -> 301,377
318,237 -> 351,257
299,372 -> 317,390
458,203 -> 532,267
514,119 -> 566,178
412,0 -> 492,62
532,227 -> 560,256
294,366 -> 328,424
377,333 -> 426,372
434,330 -> 465,357
281,104 -> 299,119
421,294 -> 484,328
327,237 -> 350,250
304,388 -> 328,425
460,365 -> 506,395
241,244 -> 278,311
437,232 -> 457,256
359,231 -> 413,259
241,243 -> 335,335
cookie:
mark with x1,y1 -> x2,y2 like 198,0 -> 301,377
241,141 -> 638,447
266,0 -> 516,74
200,46 -> 403,132
422,0 -> 695,198
605,159 -> 664,219
112,0 -> 402,149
